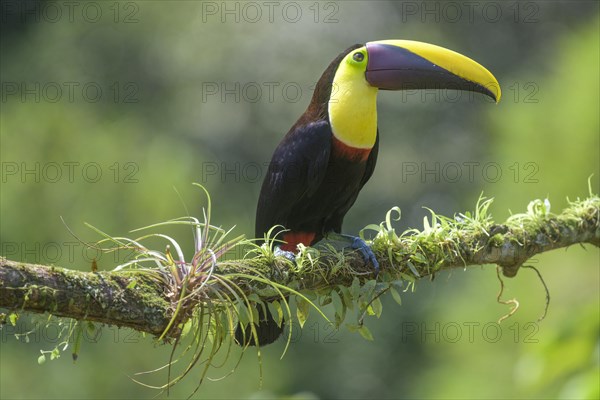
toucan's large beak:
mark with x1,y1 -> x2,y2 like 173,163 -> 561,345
365,40 -> 501,103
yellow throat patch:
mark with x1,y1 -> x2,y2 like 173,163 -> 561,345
328,47 -> 378,149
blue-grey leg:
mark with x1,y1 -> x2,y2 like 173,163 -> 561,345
325,233 -> 379,273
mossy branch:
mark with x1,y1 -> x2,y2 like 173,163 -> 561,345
1,195 -> 598,338
0,259 -> 171,335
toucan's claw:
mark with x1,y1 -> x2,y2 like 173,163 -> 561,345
324,233 -> 379,274
274,247 -> 296,263
351,236 -> 380,274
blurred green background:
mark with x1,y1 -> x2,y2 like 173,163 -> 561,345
1,1 -> 598,399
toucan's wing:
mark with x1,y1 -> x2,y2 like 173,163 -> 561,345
255,120 -> 332,239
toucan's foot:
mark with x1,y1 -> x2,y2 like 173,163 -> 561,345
325,233 -> 379,274
274,247 -> 296,263
351,236 -> 379,274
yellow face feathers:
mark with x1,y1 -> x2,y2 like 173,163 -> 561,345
328,47 -> 379,149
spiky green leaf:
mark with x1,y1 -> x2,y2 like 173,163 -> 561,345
390,285 -> 402,305
358,325 -> 374,341
296,297 -> 310,328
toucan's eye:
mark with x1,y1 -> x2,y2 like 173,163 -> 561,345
353,52 -> 364,62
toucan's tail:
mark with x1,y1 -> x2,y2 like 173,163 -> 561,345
234,304 -> 284,346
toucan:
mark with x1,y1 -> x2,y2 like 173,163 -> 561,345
235,40 -> 501,346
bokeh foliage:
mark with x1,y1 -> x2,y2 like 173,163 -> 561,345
1,1 -> 598,399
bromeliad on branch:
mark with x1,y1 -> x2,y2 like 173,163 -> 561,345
237,40 -> 501,346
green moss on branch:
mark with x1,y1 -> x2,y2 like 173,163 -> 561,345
0,260 -> 170,335
1,195 -> 598,337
